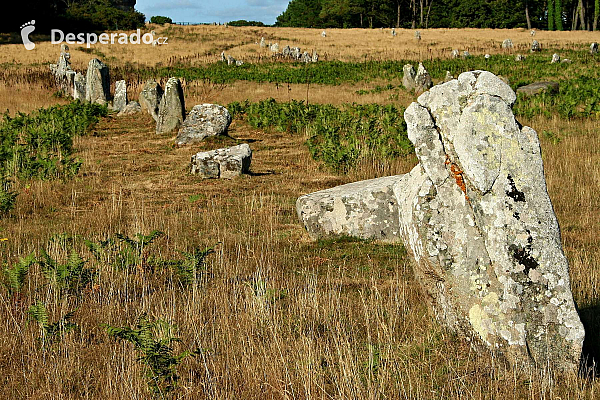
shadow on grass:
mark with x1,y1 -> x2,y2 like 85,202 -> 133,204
579,304 -> 600,377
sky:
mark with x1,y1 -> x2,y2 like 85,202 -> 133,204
135,0 -> 291,25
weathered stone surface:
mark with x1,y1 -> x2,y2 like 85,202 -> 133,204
414,30 -> 421,40
321,30 -> 327,37
227,55 -> 236,65
403,64 -> 416,90
516,81 -> 559,96
175,104 -> 231,145
301,52 -> 312,63
235,60 -> 244,66
484,54 -> 491,59
260,37 -> 266,47
282,45 -> 291,57
399,70 -> 584,371
312,51 -> 319,63
515,54 -> 525,61
502,39 -> 513,49
73,73 -> 86,100
139,79 -> 163,122
462,51 -> 471,59
270,43 -> 279,52
156,77 -> 185,135
414,63 -> 432,93
117,101 -> 141,116
530,30 -> 536,36
221,51 -> 226,62
551,53 -> 560,63
290,47 -> 302,60
190,143 -> 252,179
50,44 -> 74,94
451,49 -> 460,59
391,28 -> 397,37
531,40 -> 540,52
297,176 -> 403,242
591,42 -> 598,54
85,58 -> 111,105
113,80 -> 127,112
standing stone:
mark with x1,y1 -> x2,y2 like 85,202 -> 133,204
414,30 -> 421,40
321,30 -> 327,37
414,63 -> 432,93
399,70 -> 584,371
235,60 -> 244,66
156,77 -> 185,135
282,46 -> 291,57
502,39 -> 513,49
312,51 -> 319,63
296,176 -> 403,241
402,64 -> 416,90
260,37 -> 266,48
175,104 -> 231,145
190,144 -> 252,179
451,49 -> 460,59
484,54 -> 491,59
462,50 -> 471,59
391,28 -> 397,37
73,73 -> 86,100
85,58 -> 111,105
50,44 -> 73,94
590,42 -> 598,54
270,43 -> 279,52
551,53 -> 560,63
515,54 -> 525,61
530,29 -> 536,36
221,51 -> 226,62
227,55 -> 236,65
291,47 -> 302,60
531,40 -> 540,52
139,79 -> 163,122
113,80 -> 127,112
301,52 -> 312,63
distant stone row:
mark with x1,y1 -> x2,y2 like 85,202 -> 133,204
259,38 -> 319,63
49,44 -> 139,116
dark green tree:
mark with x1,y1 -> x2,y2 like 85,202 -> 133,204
555,0 -> 564,29
548,0 -> 556,29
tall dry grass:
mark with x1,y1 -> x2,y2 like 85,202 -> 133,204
0,27 -> 598,399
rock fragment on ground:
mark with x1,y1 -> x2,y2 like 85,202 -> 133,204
296,176 -> 404,242
190,143 -> 252,179
175,104 -> 232,145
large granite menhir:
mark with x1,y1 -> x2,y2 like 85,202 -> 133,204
296,70 -> 584,372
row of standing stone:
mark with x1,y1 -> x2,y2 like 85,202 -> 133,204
49,45 -> 139,115
259,38 -> 319,63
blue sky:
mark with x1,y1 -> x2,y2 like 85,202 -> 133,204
136,0 -> 291,25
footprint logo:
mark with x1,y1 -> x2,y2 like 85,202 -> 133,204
20,20 -> 36,51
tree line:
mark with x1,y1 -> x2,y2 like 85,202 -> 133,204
275,0 -> 599,30
8,0 -> 144,34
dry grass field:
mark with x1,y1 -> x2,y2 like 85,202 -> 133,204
0,26 -> 598,399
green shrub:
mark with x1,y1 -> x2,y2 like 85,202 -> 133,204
103,314 -> 193,396
229,99 -> 412,173
150,16 -> 173,25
